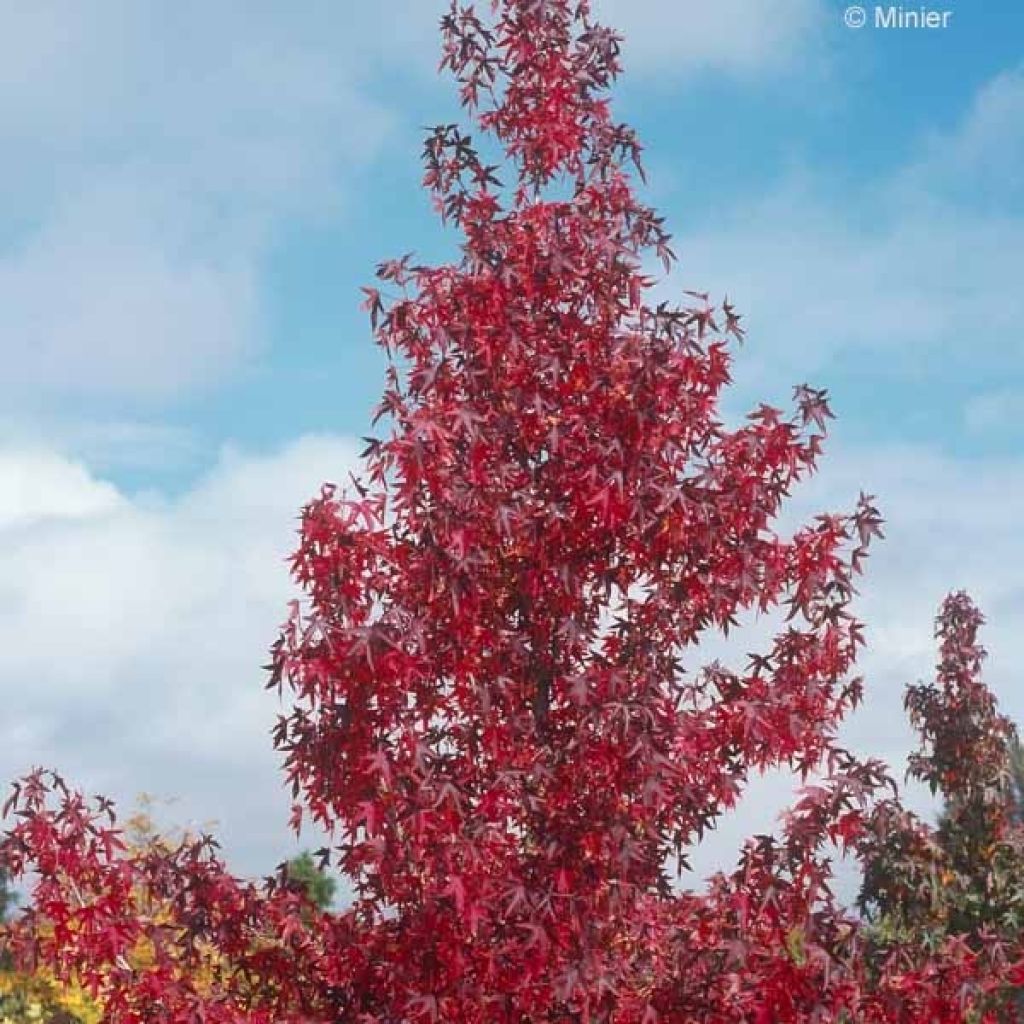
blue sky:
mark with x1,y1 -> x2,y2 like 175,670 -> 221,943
0,0 -> 1021,886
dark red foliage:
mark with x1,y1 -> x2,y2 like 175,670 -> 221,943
855,595 -> 1024,1020
1,3 -> 1020,1021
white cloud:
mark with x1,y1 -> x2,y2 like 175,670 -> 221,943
591,0 -> 824,76
905,64 -> 1024,205
0,189 -> 258,398
964,388 -> 1024,434
0,415 -> 200,479
651,62 -> 1024,891
0,434 -> 363,876
658,65 -> 1024,400
0,448 -> 123,530
0,0 -> 840,405
0,1 -> 436,402
670,188 -> 1023,400
658,72 -> 1024,885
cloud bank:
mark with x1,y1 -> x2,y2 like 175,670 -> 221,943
0,435 -> 363,877
0,1 -> 436,403
592,0 -> 824,77
670,66 -> 1024,400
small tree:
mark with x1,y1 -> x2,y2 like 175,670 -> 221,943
860,595 -> 1024,935
284,851 -> 336,912
858,595 -> 1024,1016
1008,735 -> 1024,826
0,871 -> 13,925
0,869 -> 13,975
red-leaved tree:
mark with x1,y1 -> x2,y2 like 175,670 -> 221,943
854,594 -> 1024,1019
2,2 -> 1021,1021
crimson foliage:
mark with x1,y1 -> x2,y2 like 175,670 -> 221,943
1,2 -> 1020,1021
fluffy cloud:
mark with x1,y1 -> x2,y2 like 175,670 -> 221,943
965,388 -> 1024,434
663,66 -> 1024,833
647,67 -> 1024,886
0,190 -> 258,398
904,65 -> 1024,206
664,66 -> 1024,401
0,448 -> 123,531
672,195 -> 1023,406
0,435 -> 363,877
0,1 -> 436,402
591,0 -> 824,76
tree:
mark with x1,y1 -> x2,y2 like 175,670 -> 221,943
0,834 -> 96,1023
857,594 -> 1024,1015
284,852 -> 337,912
0,2 -> 1021,1022
0,871 -> 13,975
0,872 -> 13,927
0,800 -> 337,1024
1008,735 -> 1024,826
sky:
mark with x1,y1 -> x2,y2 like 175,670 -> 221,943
0,0 -> 1021,895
